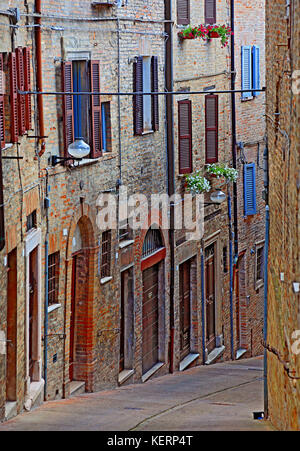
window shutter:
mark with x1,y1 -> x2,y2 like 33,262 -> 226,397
133,56 -> 143,136
177,0 -> 190,25
252,45 -> 260,96
244,163 -> 257,216
205,0 -> 216,24
62,61 -> 74,158
90,60 -> 102,158
23,47 -> 32,130
9,53 -> 18,143
16,48 -> 26,136
205,95 -> 218,163
241,46 -> 252,99
0,54 -> 5,149
178,100 -> 192,174
151,56 -> 159,132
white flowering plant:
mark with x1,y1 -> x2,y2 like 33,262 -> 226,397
185,172 -> 211,195
206,163 -> 238,183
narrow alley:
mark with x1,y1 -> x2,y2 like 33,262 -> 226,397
0,357 -> 273,431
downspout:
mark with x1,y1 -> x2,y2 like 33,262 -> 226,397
201,246 -> 206,365
228,186 -> 234,360
263,205 -> 270,418
165,0 -> 175,373
44,169 -> 50,400
35,0 -> 46,156
0,152 -> 4,251
230,0 -> 239,258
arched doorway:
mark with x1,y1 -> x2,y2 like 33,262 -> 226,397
141,228 -> 166,376
69,217 -> 96,389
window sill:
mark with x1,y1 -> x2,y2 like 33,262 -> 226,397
255,280 -> 264,291
141,130 -> 154,136
100,276 -> 113,285
205,346 -> 225,365
179,353 -> 199,372
48,304 -> 62,314
119,239 -> 134,249
241,96 -> 254,102
142,362 -> 164,383
2,143 -> 14,151
118,369 -> 134,385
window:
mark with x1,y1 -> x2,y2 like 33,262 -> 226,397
223,246 -> 228,273
241,46 -> 260,100
101,230 -> 111,279
119,218 -> 132,242
26,210 -> 37,232
142,228 -> 164,258
178,100 -> 192,174
205,94 -> 218,163
62,59 -> 102,159
244,163 -> 257,216
205,0 -> 216,24
177,0 -> 190,25
48,252 -> 60,306
255,242 -> 265,289
133,56 -> 159,135
101,102 -> 112,153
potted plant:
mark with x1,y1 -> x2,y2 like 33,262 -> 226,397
205,163 -> 238,183
206,24 -> 233,47
178,25 -> 208,41
184,172 -> 211,195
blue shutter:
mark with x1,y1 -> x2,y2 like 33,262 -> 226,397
241,46 -> 252,99
244,163 -> 257,216
252,45 -> 260,96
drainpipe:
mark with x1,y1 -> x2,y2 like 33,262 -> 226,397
165,0 -> 175,373
0,155 -> 4,252
35,0 -> 46,156
230,0 -> 239,258
228,187 -> 234,360
201,247 -> 206,365
44,169 -> 50,400
263,205 -> 270,418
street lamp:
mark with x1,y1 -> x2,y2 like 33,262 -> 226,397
50,138 -> 91,166
203,190 -> 227,207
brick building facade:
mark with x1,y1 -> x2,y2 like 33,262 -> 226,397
0,0 -> 266,423
266,0 -> 300,431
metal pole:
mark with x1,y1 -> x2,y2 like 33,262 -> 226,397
228,187 -> 234,360
264,205 -> 270,418
201,247 -> 206,365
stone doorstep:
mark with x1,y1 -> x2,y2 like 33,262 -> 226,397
25,380 -> 45,412
236,348 -> 248,360
205,346 -> 226,365
179,353 -> 200,372
141,362 -> 164,383
5,401 -> 17,421
118,369 -> 135,385
70,381 -> 86,397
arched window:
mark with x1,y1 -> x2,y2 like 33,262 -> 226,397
142,228 -> 164,259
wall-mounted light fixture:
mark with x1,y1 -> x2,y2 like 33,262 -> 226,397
50,138 -> 90,166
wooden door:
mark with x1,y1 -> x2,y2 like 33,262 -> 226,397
179,260 -> 191,360
29,248 -> 38,381
6,249 -> 17,401
142,265 -> 159,374
235,268 -> 241,350
119,271 -> 125,373
205,244 -> 216,353
69,255 -> 77,381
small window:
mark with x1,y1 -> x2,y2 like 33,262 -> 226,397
255,242 -> 264,289
101,102 -> 112,153
101,230 -> 112,279
142,228 -> 164,258
223,246 -> 228,273
241,45 -> 260,100
48,252 -> 60,306
119,218 -> 132,242
26,210 -> 37,232
177,0 -> 190,25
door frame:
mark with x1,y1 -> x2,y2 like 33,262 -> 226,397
24,229 -> 42,401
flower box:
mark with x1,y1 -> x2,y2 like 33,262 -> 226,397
209,31 -> 220,38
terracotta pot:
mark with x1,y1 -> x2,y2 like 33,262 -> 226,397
209,31 -> 220,38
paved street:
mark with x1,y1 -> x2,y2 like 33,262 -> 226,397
0,357 -> 274,431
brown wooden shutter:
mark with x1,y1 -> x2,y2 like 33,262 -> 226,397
23,47 -> 32,131
205,0 -> 216,24
62,61 -> 74,157
0,54 -> 5,149
177,0 -> 190,25
90,60 -> 102,158
133,56 -> 143,136
178,100 -> 193,174
9,53 -> 18,143
16,48 -> 26,136
151,56 -> 159,132
205,95 -> 218,163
